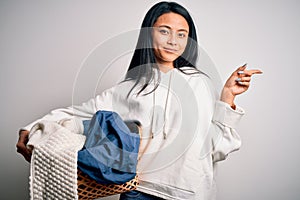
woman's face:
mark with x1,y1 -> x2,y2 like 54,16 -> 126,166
152,12 -> 189,68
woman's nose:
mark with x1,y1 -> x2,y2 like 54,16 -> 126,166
167,32 -> 177,45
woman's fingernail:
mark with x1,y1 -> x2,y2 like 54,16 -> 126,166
236,78 -> 241,82
237,71 -> 244,75
242,63 -> 247,67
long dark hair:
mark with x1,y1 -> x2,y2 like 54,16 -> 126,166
125,1 -> 201,97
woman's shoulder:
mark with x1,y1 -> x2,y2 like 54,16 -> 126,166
97,79 -> 135,97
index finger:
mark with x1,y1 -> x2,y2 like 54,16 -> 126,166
244,69 -> 263,76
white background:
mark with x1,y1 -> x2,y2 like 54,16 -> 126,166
1,0 -> 299,199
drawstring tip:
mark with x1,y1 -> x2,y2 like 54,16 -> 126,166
151,133 -> 154,139
163,132 -> 167,140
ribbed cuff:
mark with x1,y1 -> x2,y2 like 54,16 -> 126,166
212,101 -> 245,129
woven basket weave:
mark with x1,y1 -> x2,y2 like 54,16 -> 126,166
77,170 -> 139,199
77,121 -> 141,199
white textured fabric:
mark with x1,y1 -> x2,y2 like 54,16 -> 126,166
22,67 -> 245,200
28,118 -> 86,200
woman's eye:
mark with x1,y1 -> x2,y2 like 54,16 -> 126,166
159,29 -> 169,35
178,32 -> 186,38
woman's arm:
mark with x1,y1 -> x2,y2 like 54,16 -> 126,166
210,64 -> 262,162
211,101 -> 244,162
16,87 -> 115,162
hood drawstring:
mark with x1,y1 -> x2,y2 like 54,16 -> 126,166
150,70 -> 174,139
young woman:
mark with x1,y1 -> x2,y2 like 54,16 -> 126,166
17,2 -> 262,200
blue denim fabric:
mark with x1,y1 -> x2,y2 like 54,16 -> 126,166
77,111 -> 140,184
120,190 -> 165,200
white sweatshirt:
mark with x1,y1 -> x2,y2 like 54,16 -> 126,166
22,67 -> 244,200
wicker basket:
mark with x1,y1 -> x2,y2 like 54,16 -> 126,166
77,170 -> 138,199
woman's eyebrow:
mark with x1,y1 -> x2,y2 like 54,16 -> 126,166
157,25 -> 188,33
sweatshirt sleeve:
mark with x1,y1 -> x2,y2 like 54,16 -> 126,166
21,87 -> 115,132
211,100 -> 245,162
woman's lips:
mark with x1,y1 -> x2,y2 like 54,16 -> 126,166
163,47 -> 178,53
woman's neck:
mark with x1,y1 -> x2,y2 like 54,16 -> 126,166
157,63 -> 174,73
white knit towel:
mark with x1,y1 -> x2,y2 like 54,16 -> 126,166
27,118 -> 86,200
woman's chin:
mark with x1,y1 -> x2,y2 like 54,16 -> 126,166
160,54 -> 179,63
